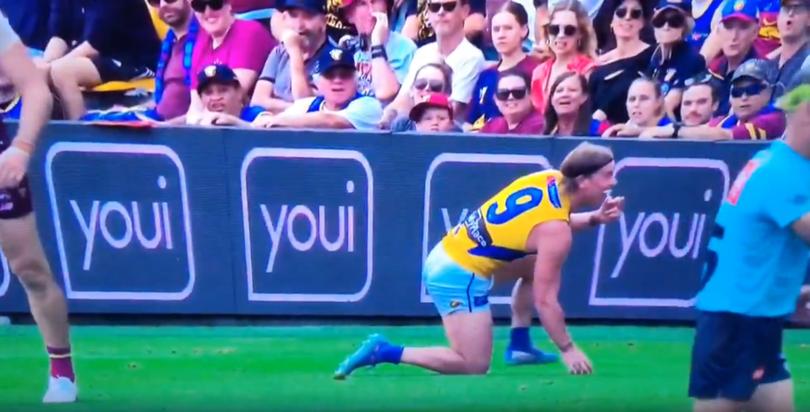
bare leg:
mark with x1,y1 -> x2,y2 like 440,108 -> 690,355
0,213 -> 69,347
693,398 -> 743,412
48,57 -> 101,120
400,311 -> 493,374
748,379 -> 794,412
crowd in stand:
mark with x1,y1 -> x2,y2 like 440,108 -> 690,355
0,0 -> 808,139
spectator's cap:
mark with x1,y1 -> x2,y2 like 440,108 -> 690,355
279,0 -> 326,14
654,0 -> 691,15
721,0 -> 759,23
778,59 -> 810,112
197,64 -> 240,93
319,48 -> 356,74
730,59 -> 777,85
337,0 -> 356,9
409,93 -> 453,121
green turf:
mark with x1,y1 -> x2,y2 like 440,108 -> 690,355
1,325 -> 809,412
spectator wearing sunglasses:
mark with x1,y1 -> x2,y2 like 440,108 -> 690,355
772,0 -> 810,99
466,2 -> 541,131
639,73 -> 720,137
186,0 -> 275,122
646,0 -> 707,122
43,0 -> 161,120
187,64 -> 264,127
336,0 -> 417,101
603,77 -> 670,136
708,0 -> 764,116
480,70 -> 544,135
252,48 -> 382,129
386,0 -> 485,124
82,0 -> 199,123
251,0 -> 336,114
589,0 -> 654,125
409,92 -> 457,132
651,59 -> 785,139
530,0 -> 596,115
386,61 -> 455,132
404,0 -> 486,48
544,72 -> 606,136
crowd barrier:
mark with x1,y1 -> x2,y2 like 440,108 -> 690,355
0,123 -> 800,320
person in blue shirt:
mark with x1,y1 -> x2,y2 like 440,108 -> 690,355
688,61 -> 810,412
187,64 -> 265,127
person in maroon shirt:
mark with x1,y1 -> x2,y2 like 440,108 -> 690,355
186,0 -> 275,122
480,69 -> 544,135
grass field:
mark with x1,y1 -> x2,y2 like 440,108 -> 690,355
1,324 -> 809,412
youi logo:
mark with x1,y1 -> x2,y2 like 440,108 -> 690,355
45,143 -> 195,301
241,148 -> 373,303
421,153 -> 551,304
589,157 -> 730,308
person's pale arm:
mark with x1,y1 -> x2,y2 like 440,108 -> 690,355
371,56 -> 401,103
289,51 -> 315,100
464,14 -> 486,39
271,112 -> 354,129
250,80 -> 293,113
532,221 -> 574,349
0,43 -> 53,146
677,124 -> 733,140
233,69 -> 258,91
42,37 -> 69,62
569,196 -> 625,231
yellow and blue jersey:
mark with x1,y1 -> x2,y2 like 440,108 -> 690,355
441,170 -> 571,276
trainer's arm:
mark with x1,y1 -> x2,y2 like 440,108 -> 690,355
791,212 -> 810,246
0,42 -> 53,146
532,221 -> 574,351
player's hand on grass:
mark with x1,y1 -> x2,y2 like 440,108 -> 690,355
561,345 -> 593,375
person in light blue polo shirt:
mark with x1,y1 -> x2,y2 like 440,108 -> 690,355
689,61 -> 810,412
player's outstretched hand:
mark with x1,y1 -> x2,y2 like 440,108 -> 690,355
562,346 -> 593,375
594,196 -> 625,224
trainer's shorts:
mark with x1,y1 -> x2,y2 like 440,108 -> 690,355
689,310 -> 790,402
0,129 -> 33,219
423,243 -> 492,316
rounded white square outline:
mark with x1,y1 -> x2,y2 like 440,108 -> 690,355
0,254 -> 10,298
240,148 -> 374,303
588,157 -> 730,308
45,142 -> 196,301
421,153 -> 552,305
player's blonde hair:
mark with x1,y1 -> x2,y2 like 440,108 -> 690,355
560,142 -> 614,192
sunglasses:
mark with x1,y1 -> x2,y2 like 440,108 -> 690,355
148,0 -> 179,6
730,82 -> 767,98
323,69 -> 355,80
191,0 -> 226,13
427,1 -> 457,13
548,24 -> 577,37
413,78 -> 445,92
615,7 -> 643,20
495,87 -> 528,101
652,11 -> 685,29
685,72 -> 714,88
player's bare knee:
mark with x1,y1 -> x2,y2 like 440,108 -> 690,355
48,62 -> 76,90
12,255 -> 52,295
465,358 -> 490,375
